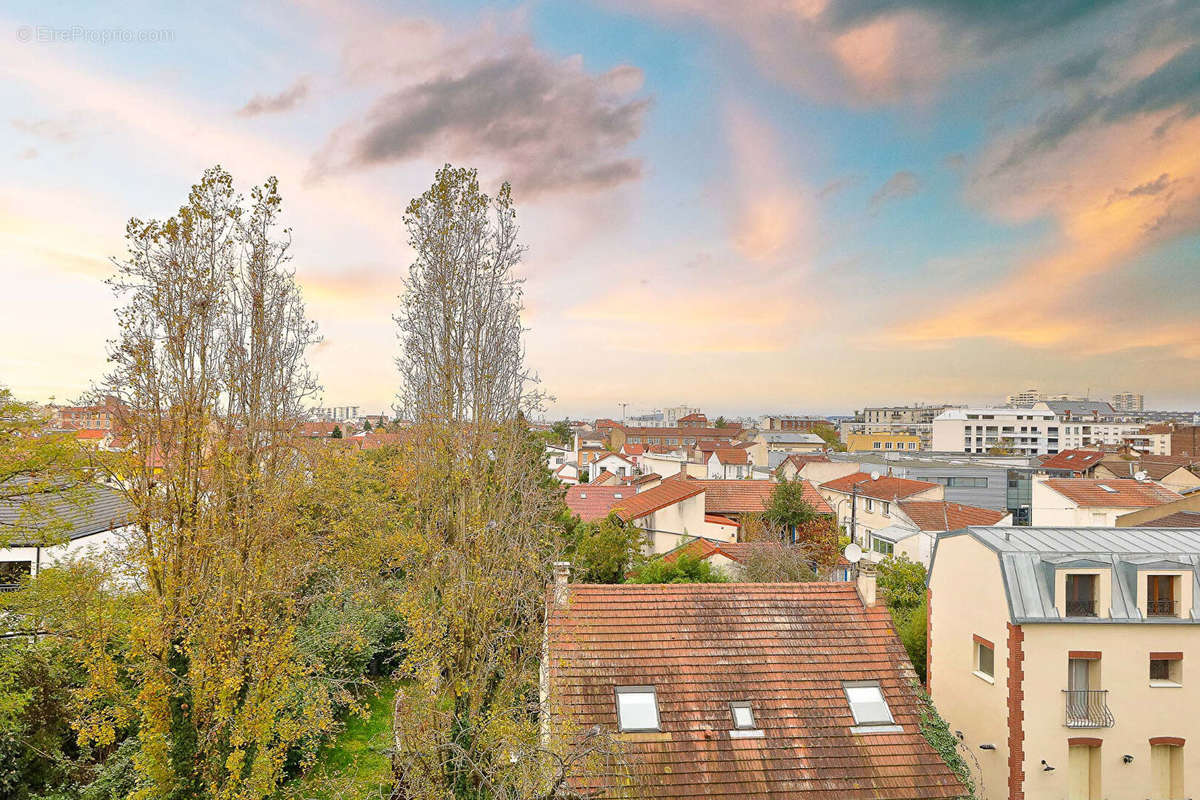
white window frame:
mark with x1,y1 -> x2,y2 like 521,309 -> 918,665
614,686 -> 660,732
842,681 -> 900,733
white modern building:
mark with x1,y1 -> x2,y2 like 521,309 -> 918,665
932,407 -> 1060,455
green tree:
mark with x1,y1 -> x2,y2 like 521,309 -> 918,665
390,165 -> 617,799
813,423 -> 847,452
876,555 -> 929,681
876,554 -> 927,611
565,513 -> 644,583
550,419 -> 572,447
712,415 -> 726,428
0,388 -> 92,547
362,418 -> 372,431
331,424 -> 343,438
628,551 -> 727,584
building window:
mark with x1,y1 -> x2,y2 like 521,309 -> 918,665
0,561 -> 32,589
1065,574 -> 1098,617
871,537 -> 894,557
873,442 -> 881,449
881,502 -> 890,516
1151,740 -> 1184,799
730,702 -> 754,730
842,682 -> 894,727
865,498 -> 874,512
974,638 -> 994,680
615,686 -> 659,732
1150,653 -> 1183,687
1147,575 -> 1180,617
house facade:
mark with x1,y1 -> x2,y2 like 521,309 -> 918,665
1031,477 -> 1180,526
929,526 -> 1200,800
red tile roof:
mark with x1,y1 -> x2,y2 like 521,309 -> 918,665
74,429 -> 106,440
565,486 -> 636,522
588,470 -> 617,485
820,472 -> 940,502
776,453 -> 832,473
621,443 -> 646,456
678,412 -> 708,423
1040,449 -> 1106,472
712,447 -> 748,465
1129,510 -> 1200,528
612,480 -> 705,522
1042,478 -> 1181,508
688,479 -> 833,515
547,583 -> 964,799
897,501 -> 1009,531
704,514 -> 739,527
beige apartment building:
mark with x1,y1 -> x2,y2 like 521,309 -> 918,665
929,526 -> 1200,800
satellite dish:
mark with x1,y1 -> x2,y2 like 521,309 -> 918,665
870,471 -> 881,481
1134,470 -> 1148,482
844,542 -> 863,564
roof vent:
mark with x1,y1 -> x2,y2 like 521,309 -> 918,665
1097,484 -> 1117,493
614,492 -> 624,499
579,492 -> 587,498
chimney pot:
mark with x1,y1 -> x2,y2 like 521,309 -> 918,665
856,561 -> 878,608
553,561 -> 571,606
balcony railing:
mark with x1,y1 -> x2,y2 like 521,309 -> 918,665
1147,599 -> 1180,617
1063,690 -> 1115,728
1065,599 -> 1097,617
0,584 -> 20,593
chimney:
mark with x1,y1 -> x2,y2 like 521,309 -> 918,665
553,561 -> 571,606
856,561 -> 878,608
679,461 -> 689,479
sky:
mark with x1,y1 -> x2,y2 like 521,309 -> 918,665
2,0 -> 1199,419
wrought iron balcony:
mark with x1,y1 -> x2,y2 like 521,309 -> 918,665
1147,599 -> 1180,617
1063,689 -> 1114,728
1065,599 -> 1097,617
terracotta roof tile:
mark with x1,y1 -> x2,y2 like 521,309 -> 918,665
565,486 -> 636,522
1040,449 -> 1106,472
1129,510 -> 1200,528
621,444 -> 647,456
1042,477 -> 1181,508
547,583 -> 964,799
820,472 -> 939,502
713,447 -> 749,465
612,480 -> 705,522
688,479 -> 833,515
897,501 -> 1008,531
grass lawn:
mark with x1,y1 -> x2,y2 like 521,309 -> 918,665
287,678 -> 397,800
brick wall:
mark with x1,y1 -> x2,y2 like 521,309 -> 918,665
1006,622 -> 1025,800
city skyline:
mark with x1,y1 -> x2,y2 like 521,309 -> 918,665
3,0 -> 1199,416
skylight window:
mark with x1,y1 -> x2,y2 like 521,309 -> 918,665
730,702 -> 754,730
843,682 -> 894,726
615,686 -> 659,731
1098,484 -> 1117,493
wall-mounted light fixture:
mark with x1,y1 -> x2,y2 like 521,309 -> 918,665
979,744 -> 996,751
1041,760 -> 1055,772
1122,754 -> 1134,764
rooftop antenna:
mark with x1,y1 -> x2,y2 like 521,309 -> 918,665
843,542 -> 863,564
1134,470 -> 1148,482
870,471 -> 881,481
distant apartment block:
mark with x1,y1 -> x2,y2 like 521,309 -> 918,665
934,405 -> 1153,456
312,405 -> 360,422
758,414 -> 830,431
1006,387 -> 1043,406
929,526 -> 1200,800
844,432 -> 920,452
1112,391 -> 1145,412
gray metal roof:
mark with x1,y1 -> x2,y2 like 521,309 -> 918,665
758,432 -> 824,444
0,483 -> 134,545
1038,400 -> 1116,416
931,526 -> 1200,624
